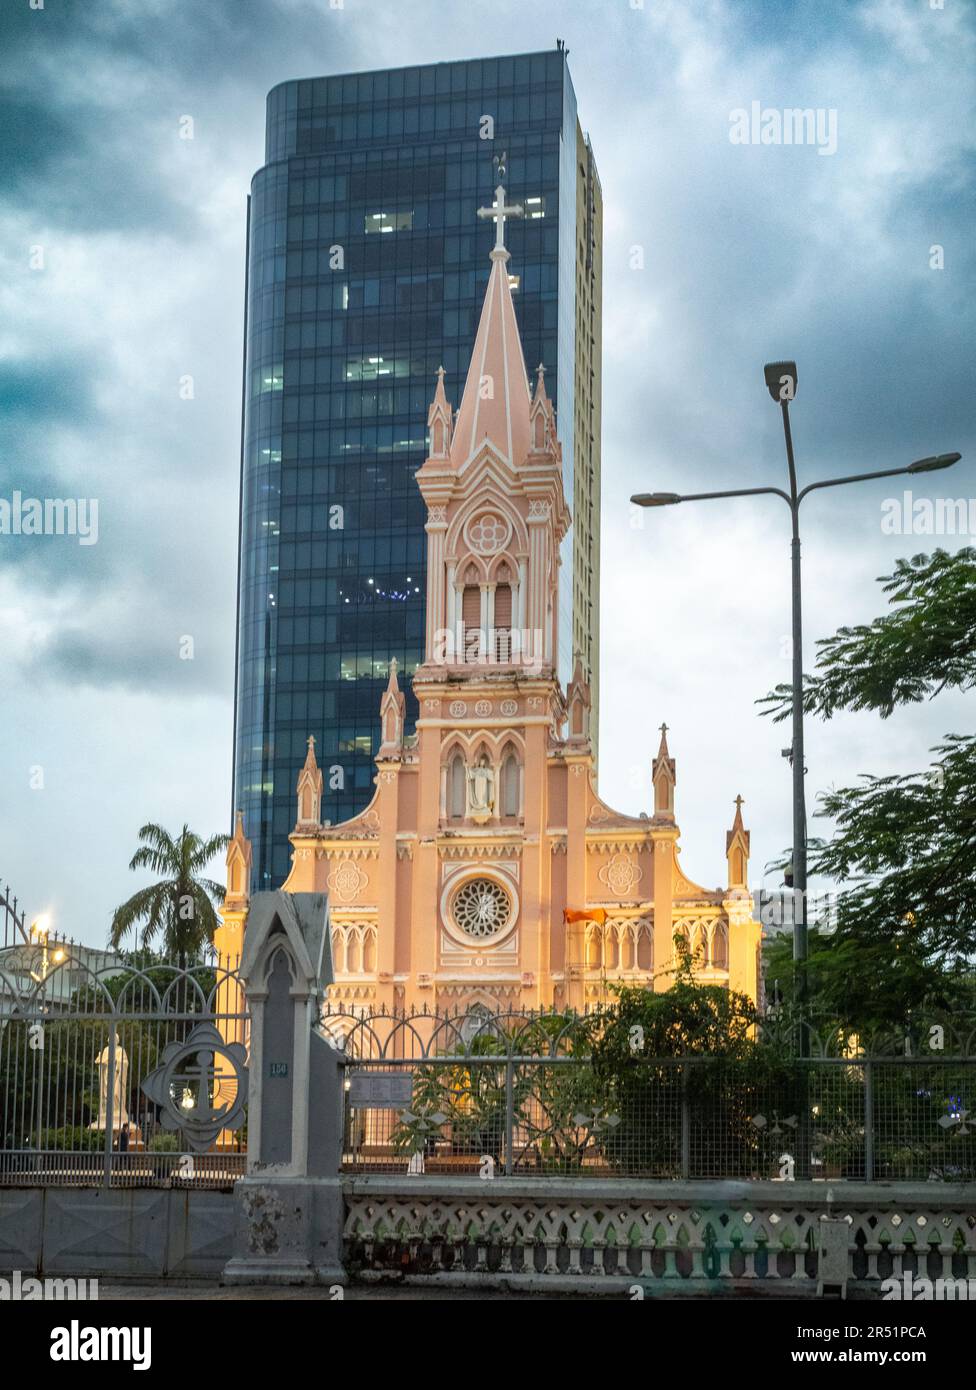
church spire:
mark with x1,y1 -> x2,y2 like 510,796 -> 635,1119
415,157 -> 571,678
427,365 -> 453,460
378,657 -> 406,757
530,361 -> 556,454
566,653 -> 591,744
296,735 -> 323,830
224,810 -> 252,909
726,794 -> 751,889
450,170 -> 531,470
652,722 -> 676,820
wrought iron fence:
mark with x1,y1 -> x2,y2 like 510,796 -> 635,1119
4,968 -> 975,1189
1,878 -> 30,950
323,1005 -> 976,1182
0,945 -> 248,1189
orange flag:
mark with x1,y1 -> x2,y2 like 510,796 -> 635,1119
563,908 -> 607,926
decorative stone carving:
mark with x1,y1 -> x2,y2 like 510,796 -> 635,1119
328,859 -> 369,903
599,853 -> 643,897
449,700 -> 468,718
466,512 -> 511,555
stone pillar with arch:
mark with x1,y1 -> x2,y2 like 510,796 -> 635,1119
223,890 -> 346,1287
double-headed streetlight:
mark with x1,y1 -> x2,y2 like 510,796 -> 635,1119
632,360 -> 961,1054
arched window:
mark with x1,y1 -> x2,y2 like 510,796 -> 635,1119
448,753 -> 466,820
711,922 -> 728,970
494,583 -> 512,662
462,584 -> 481,663
501,752 -> 519,818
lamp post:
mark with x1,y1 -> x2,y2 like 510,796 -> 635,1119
632,361 -> 960,1056
29,913 -> 52,983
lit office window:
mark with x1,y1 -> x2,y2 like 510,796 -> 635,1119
524,196 -> 546,219
344,355 -> 411,381
364,210 -> 414,234
256,366 -> 284,392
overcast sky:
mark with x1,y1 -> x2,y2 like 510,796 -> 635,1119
1,0 -> 973,947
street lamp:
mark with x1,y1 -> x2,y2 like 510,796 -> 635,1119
29,913 -> 54,983
631,366 -> 961,1053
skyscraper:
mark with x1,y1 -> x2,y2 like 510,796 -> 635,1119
233,47 -> 602,890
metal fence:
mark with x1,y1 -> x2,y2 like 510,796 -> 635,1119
324,1006 -> 976,1182
4,958 -> 975,1190
0,944 -> 248,1190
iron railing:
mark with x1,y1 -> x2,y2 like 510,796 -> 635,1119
323,1005 -> 976,1182
0,945 -> 248,1189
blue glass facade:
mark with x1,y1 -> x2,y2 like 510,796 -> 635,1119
234,50 -> 589,889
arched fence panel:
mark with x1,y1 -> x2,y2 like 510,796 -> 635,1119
0,946 -> 249,1190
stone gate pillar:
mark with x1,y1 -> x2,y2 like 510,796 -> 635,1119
223,890 -> 346,1286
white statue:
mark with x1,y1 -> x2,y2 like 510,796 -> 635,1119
90,1032 -> 130,1132
467,759 -> 495,822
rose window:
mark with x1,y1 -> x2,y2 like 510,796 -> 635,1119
452,878 -> 512,938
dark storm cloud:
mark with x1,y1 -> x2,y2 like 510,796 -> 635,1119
0,0 -> 353,236
0,357 -> 95,423
0,87 -> 206,236
21,614 -> 228,697
0,0 -> 363,95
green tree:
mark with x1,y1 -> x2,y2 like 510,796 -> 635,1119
759,548 -> 976,1026
590,948 -> 775,1176
110,823 -> 228,957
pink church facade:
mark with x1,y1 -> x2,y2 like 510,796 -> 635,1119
220,189 -> 761,1015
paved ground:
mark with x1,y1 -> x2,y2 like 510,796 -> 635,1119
90,1279 -> 853,1300
95,1281 -> 573,1300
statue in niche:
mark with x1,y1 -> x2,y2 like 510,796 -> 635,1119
467,757 -> 494,823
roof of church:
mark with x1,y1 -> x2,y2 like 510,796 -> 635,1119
450,245 -> 532,470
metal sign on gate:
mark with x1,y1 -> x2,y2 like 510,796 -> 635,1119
346,1071 -> 414,1109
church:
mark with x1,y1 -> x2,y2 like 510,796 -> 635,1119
217,181 -> 762,1014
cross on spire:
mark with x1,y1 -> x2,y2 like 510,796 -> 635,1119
477,178 -> 524,254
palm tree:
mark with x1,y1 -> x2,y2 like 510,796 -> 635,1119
110,823 -> 229,957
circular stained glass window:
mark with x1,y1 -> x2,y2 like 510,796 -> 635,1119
452,878 -> 512,938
